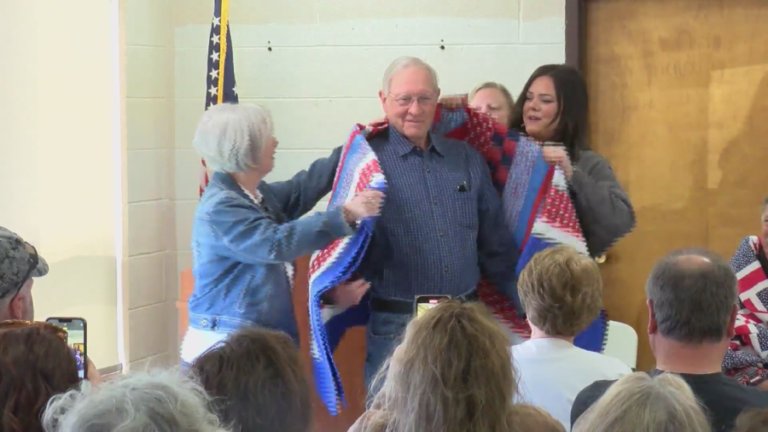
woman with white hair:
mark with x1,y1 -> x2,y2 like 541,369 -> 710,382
42,370 -> 228,432
182,103 -> 383,366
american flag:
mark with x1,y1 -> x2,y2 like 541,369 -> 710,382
199,0 -> 239,197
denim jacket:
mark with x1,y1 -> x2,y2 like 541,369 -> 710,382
188,146 -> 351,343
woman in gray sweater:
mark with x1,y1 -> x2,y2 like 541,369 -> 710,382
507,64 -> 635,256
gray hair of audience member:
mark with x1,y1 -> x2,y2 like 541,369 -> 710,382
192,102 -> 274,173
572,372 -> 712,432
42,369 -> 229,432
381,56 -> 439,95
646,247 -> 737,343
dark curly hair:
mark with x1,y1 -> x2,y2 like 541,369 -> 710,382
0,325 -> 80,432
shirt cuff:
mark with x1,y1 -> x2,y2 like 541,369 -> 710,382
324,206 -> 355,237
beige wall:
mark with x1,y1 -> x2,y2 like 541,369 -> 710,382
123,0 -> 179,370
0,0 -> 121,368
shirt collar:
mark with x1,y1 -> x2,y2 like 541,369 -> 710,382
389,125 -> 444,157
238,184 -> 263,205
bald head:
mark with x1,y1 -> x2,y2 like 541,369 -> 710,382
646,248 -> 737,343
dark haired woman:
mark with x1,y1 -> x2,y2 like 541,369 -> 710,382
509,64 -> 635,256
0,323 -> 81,432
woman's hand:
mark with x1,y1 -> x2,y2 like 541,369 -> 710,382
541,147 -> 574,179
343,189 -> 384,222
329,279 -> 370,309
85,357 -> 103,385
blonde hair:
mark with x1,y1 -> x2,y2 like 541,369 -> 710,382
362,300 -> 517,432
469,82 -> 516,126
572,373 -> 712,432
518,245 -> 603,337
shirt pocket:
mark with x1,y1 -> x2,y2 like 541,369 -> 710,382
444,173 -> 478,230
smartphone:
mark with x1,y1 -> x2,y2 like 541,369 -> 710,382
414,295 -> 451,318
46,317 -> 87,380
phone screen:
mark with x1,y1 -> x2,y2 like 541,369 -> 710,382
415,296 -> 450,318
47,318 -> 87,379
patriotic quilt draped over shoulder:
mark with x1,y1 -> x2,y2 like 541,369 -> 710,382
307,103 -> 608,415
724,236 -> 768,385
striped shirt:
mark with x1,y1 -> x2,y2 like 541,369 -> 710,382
358,126 -> 519,301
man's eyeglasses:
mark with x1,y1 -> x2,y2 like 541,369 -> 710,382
389,93 -> 437,108
5,243 -> 38,302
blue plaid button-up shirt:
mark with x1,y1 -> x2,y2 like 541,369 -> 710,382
358,126 -> 520,303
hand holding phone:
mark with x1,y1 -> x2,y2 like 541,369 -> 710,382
46,317 -> 88,380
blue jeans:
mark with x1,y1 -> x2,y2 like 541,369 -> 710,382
364,311 -> 412,403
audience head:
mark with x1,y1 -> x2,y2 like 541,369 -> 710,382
519,245 -> 603,338
646,248 -> 737,349
379,57 -> 440,145
0,227 -> 47,321
469,81 -> 515,127
572,372 -> 712,432
733,408 -> 768,432
510,64 -> 589,160
369,300 -> 516,432
0,322 -> 79,432
43,369 -> 227,432
508,404 -> 566,432
191,327 -> 311,432
192,102 -> 277,177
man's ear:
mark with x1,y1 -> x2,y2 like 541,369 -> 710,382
727,304 -> 738,339
9,294 -> 23,320
647,299 -> 657,335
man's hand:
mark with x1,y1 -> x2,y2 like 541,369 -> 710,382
328,279 -> 370,309
541,147 -> 574,179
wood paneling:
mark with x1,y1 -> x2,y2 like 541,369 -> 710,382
584,0 -> 768,370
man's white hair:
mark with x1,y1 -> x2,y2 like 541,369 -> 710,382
192,102 -> 273,173
42,369 -> 229,432
382,56 -> 439,95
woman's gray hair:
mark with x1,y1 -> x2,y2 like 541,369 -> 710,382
192,102 -> 274,173
382,56 -> 439,95
42,369 -> 229,432
572,372 -> 712,432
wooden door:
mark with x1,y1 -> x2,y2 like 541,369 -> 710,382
584,0 -> 768,370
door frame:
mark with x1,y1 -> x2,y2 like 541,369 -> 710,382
565,0 -> 586,71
